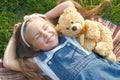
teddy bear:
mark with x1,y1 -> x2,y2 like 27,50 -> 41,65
55,6 -> 116,62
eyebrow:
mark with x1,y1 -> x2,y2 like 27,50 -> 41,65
42,24 -> 46,29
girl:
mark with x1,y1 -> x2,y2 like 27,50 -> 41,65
4,0 -> 120,80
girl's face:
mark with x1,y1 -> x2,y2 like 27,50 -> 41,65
25,17 -> 59,51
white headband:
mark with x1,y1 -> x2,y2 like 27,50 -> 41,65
20,13 -> 46,47
20,20 -> 30,47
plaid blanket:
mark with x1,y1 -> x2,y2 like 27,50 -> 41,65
0,59 -> 27,80
0,16 -> 120,80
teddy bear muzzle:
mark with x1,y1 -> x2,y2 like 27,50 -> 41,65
70,23 -> 82,34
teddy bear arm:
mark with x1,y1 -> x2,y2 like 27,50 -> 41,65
85,20 -> 101,41
78,34 -> 85,46
83,39 -> 96,51
98,22 -> 113,42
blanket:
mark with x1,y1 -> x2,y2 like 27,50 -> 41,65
0,59 -> 27,80
0,16 -> 120,80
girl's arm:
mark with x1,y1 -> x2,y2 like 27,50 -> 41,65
3,37 -> 37,72
3,24 -> 21,71
45,0 -> 75,20
3,36 -> 22,71
3,24 -> 37,72
24,1 -> 75,23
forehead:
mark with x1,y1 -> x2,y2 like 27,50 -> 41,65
24,18 -> 45,38
28,18 -> 45,27
26,18 -> 46,31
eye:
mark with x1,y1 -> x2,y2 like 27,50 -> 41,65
34,34 -> 40,41
66,27 -> 69,30
44,26 -> 48,30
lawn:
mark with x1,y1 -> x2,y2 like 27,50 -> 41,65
0,0 -> 120,58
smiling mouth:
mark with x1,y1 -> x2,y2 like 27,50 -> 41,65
46,34 -> 54,43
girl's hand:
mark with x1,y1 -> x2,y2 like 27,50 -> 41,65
11,22 -> 21,39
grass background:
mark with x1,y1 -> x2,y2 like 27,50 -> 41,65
0,0 -> 120,58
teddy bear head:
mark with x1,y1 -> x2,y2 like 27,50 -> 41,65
56,7 -> 85,37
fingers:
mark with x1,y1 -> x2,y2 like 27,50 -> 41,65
14,22 -> 21,31
14,22 -> 21,28
12,22 -> 21,38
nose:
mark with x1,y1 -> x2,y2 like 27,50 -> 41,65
72,26 -> 77,31
41,30 -> 48,38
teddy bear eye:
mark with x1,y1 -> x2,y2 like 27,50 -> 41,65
71,21 -> 74,24
66,27 -> 69,30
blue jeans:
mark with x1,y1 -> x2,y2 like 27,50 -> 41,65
38,36 -> 120,80
46,42 -> 120,80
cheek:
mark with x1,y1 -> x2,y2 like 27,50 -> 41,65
36,39 -> 52,51
36,39 -> 45,47
32,39 -> 45,50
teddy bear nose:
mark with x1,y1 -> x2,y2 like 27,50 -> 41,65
72,26 -> 77,31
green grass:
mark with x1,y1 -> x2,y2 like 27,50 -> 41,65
0,0 -> 120,58
77,0 -> 120,25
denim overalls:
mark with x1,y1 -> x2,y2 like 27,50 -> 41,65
34,36 -> 120,80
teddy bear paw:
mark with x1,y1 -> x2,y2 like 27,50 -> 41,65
105,53 -> 116,62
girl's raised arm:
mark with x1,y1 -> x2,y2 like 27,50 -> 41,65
3,23 -> 22,71
45,0 -> 75,20
3,23 -> 37,72
23,1 -> 75,24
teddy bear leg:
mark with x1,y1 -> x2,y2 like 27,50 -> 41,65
105,51 -> 116,62
95,42 -> 116,62
95,42 -> 109,57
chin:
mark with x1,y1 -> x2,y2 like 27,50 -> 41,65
48,41 -> 59,50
